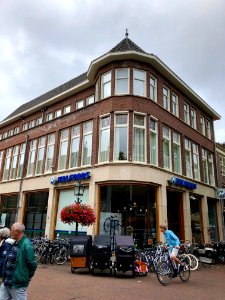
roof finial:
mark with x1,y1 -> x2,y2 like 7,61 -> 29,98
125,29 -> 129,39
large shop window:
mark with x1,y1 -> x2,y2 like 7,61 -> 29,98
100,185 -> 156,248
190,197 -> 202,243
207,199 -> 219,241
0,195 -> 17,228
55,188 -> 89,236
24,192 -> 48,238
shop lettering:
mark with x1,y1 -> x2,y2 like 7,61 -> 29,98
168,176 -> 197,190
50,172 -> 91,185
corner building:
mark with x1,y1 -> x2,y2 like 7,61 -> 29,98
0,35 -> 222,245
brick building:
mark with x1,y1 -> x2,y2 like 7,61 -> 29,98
0,34 -> 223,245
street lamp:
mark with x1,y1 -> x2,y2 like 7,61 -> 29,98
74,181 -> 85,204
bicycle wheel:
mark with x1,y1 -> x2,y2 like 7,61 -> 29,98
156,260 -> 172,286
179,257 -> 191,282
187,254 -> 199,271
54,247 -> 68,265
103,217 -> 110,233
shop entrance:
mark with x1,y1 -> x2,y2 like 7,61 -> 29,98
167,189 -> 184,241
100,184 -> 157,248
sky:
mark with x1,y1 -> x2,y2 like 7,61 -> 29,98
0,0 -> 224,142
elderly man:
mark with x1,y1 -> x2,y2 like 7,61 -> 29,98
0,223 -> 37,300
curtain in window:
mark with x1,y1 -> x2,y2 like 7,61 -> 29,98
134,127 -> 145,162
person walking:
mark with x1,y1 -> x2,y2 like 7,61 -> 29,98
0,228 -> 15,283
159,224 -> 184,277
0,222 -> 37,300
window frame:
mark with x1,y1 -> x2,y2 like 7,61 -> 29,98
115,68 -> 130,95
133,69 -> 146,97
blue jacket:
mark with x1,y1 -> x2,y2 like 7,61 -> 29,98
0,240 -> 12,277
164,230 -> 180,248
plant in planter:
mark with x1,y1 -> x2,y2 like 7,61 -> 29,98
60,203 -> 96,235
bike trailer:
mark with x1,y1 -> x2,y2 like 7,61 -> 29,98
70,235 -> 92,272
114,235 -> 135,276
90,235 -> 112,274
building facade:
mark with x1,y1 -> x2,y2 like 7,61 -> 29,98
0,35 -> 222,246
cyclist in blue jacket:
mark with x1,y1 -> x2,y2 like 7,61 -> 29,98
159,225 -> 184,276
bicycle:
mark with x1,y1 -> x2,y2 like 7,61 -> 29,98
156,249 -> 190,286
179,240 -> 201,271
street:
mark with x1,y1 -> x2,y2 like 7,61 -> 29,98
28,262 -> 225,300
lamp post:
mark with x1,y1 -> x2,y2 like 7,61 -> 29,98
74,181 -> 85,235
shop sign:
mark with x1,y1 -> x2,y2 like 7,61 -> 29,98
168,176 -> 197,190
216,188 -> 225,199
50,171 -> 91,185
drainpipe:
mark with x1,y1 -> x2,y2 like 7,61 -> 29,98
15,134 -> 29,221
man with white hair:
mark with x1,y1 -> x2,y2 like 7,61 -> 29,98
0,223 -> 37,300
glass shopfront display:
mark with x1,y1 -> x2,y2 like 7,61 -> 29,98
190,197 -> 203,243
207,198 -> 219,241
100,184 -> 157,248
0,195 -> 17,228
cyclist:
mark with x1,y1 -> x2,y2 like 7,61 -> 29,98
159,225 -> 184,277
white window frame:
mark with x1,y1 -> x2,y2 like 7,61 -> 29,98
133,69 -> 146,97
206,119 -> 212,140
173,132 -> 182,174
192,143 -> 200,180
27,140 -> 37,176
17,143 -> 26,178
22,123 -> 28,131
36,137 -> 46,175
149,117 -> 158,166
3,148 -> 12,181
185,139 -> 192,178
69,125 -> 80,169
76,99 -> 84,110
55,109 -> 62,118
45,134 -> 55,173
101,71 -> 112,99
46,113 -> 53,122
150,76 -> 157,102
133,113 -> 146,163
202,148 -> 209,184
200,116 -> 205,135
36,116 -> 43,126
219,155 -> 225,176
86,95 -> 95,106
163,126 -> 171,170
172,93 -> 179,117
208,153 -> 215,186
191,108 -> 197,129
163,87 -> 170,111
184,102 -> 190,125
114,112 -> 128,161
98,114 -> 110,163
29,120 -> 35,129
63,105 -> 71,114
58,129 -> 69,170
81,121 -> 93,166
115,68 -> 129,95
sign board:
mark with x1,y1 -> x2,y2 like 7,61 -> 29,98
168,176 -> 197,190
50,171 -> 91,185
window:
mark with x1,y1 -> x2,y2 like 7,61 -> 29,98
192,143 -> 200,180
149,118 -> 158,166
9,146 -> 19,179
45,134 -> 55,173
191,109 -> 197,129
115,68 -> 129,95
150,76 -> 157,102
133,114 -> 146,162
202,149 -> 209,184
36,137 -> 46,175
99,115 -> 110,163
86,95 -> 95,106
82,121 -> 93,166
208,153 -> 215,186
8,129 -> 13,137
14,127 -> 20,134
58,129 -> 69,170
184,103 -> 190,125
163,126 -> 171,170
3,132 -> 8,139
36,116 -> 43,126
114,114 -> 128,161
163,87 -> 170,111
55,109 -> 62,118
17,143 -> 26,178
101,71 -> 111,99
133,69 -> 146,97
95,78 -> 99,102
63,105 -> 71,114
3,148 -> 12,180
173,132 -> 181,174
27,140 -> 37,176
219,155 -> 225,176
46,113 -> 53,122
0,151 -> 3,173
76,100 -> 84,110
185,139 -> 192,178
172,93 -> 179,117
29,120 -> 35,129
200,116 -> 205,135
70,125 -> 80,168
0,134 -> 2,140
22,123 -> 28,131
206,119 -> 211,139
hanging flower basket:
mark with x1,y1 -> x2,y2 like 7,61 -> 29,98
60,203 -> 96,227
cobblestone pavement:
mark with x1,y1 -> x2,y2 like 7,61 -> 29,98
28,262 -> 225,300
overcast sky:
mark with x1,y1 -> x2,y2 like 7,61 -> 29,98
0,0 -> 224,142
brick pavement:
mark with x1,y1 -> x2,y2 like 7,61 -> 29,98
28,262 -> 225,300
